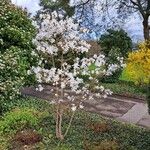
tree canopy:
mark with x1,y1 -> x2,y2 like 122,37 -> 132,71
40,0 -> 75,17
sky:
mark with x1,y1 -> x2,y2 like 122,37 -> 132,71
11,0 -> 144,42
11,0 -> 41,14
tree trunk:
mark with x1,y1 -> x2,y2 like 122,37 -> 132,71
143,16 -> 150,40
58,110 -> 64,140
55,107 -> 64,140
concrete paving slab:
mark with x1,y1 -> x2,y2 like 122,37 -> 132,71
117,103 -> 148,124
22,86 -> 150,128
99,111 -> 122,118
137,113 -> 150,128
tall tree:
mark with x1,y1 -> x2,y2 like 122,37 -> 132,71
118,0 -> 150,40
75,0 -> 150,40
39,0 -> 75,17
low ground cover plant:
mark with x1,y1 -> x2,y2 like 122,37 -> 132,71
1,98 -> 150,150
102,81 -> 146,99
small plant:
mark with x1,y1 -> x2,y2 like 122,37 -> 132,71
0,108 -> 46,134
13,129 -> 42,145
0,136 -> 9,150
53,144 -> 72,150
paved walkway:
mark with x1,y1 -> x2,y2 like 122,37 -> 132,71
21,85 -> 150,128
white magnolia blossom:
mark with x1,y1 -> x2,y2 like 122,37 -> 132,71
33,11 -> 91,55
71,104 -> 77,111
31,11 -> 123,111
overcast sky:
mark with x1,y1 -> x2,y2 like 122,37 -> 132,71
11,0 -> 41,14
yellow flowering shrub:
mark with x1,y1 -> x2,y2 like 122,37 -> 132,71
123,41 -> 150,85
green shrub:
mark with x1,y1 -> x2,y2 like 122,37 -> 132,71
0,107 -> 46,134
0,0 -> 38,106
120,68 -> 136,82
100,70 -> 122,83
99,29 -> 132,58
98,29 -> 132,82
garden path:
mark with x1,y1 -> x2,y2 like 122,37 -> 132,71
21,85 -> 150,128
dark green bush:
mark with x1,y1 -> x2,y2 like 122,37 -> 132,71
99,29 -> 132,58
99,29 -> 132,82
0,0 -> 38,107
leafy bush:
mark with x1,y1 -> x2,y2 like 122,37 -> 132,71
0,107 -> 47,134
99,29 -> 132,58
123,41 -> 150,85
0,47 -> 27,107
120,69 -> 134,83
122,41 -> 150,112
0,0 -> 38,104
98,29 -> 132,82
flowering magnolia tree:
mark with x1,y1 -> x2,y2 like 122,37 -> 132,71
31,11 -> 123,140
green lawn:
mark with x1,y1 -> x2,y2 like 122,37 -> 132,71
102,81 -> 146,99
0,97 -> 150,150
102,68 -> 147,99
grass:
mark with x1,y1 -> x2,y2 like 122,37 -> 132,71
0,97 -> 150,150
102,81 -> 146,99
101,68 -> 147,99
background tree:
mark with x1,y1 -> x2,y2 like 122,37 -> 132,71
38,0 -> 150,40
39,0 -> 75,17
0,0 -> 38,113
99,29 -> 132,58
118,0 -> 150,40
